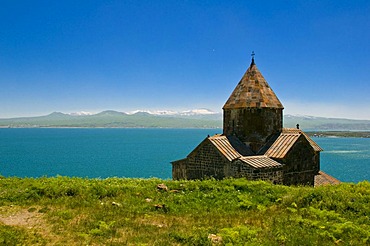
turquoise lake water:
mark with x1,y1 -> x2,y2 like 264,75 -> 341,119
0,128 -> 369,183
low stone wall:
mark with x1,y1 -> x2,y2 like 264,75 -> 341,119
231,161 -> 283,184
283,170 -> 315,186
172,159 -> 187,180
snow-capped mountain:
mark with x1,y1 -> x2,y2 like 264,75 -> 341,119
284,114 -> 319,120
126,108 -> 219,116
68,111 -> 94,116
179,109 -> 218,116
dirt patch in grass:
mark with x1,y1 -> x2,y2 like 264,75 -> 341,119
0,206 -> 63,244
0,206 -> 44,228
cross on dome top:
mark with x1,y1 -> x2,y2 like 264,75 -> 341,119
251,51 -> 255,66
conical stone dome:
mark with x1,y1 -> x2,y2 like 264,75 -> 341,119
223,59 -> 283,110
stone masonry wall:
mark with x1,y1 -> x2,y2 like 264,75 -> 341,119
231,160 -> 283,184
172,159 -> 187,180
184,140 -> 229,180
280,136 -> 317,186
223,108 -> 283,152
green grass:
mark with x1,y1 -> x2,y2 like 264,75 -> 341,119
0,177 -> 369,245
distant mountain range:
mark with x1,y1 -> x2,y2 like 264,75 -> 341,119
1,109 -> 370,131
0,110 -> 222,129
284,114 -> 370,131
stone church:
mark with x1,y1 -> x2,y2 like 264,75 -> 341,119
172,56 -> 339,186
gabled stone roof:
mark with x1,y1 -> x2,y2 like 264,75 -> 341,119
208,134 -> 254,161
239,155 -> 282,169
282,128 -> 323,152
208,135 -> 241,161
314,171 -> 341,186
207,128 -> 323,167
223,60 -> 284,110
207,135 -> 282,170
263,128 -> 323,159
264,132 -> 301,159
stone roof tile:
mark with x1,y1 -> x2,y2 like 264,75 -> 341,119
265,128 -> 323,159
314,171 -> 341,186
239,155 -> 283,169
283,128 -> 323,152
208,135 -> 242,161
265,133 -> 301,158
208,134 -> 254,161
223,62 -> 283,109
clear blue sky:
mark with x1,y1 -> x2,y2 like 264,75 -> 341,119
1,0 -> 369,119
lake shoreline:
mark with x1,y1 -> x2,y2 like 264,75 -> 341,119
306,131 -> 370,138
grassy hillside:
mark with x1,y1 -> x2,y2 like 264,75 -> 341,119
0,177 -> 369,245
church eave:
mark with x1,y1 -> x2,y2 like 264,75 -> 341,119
222,105 -> 284,110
